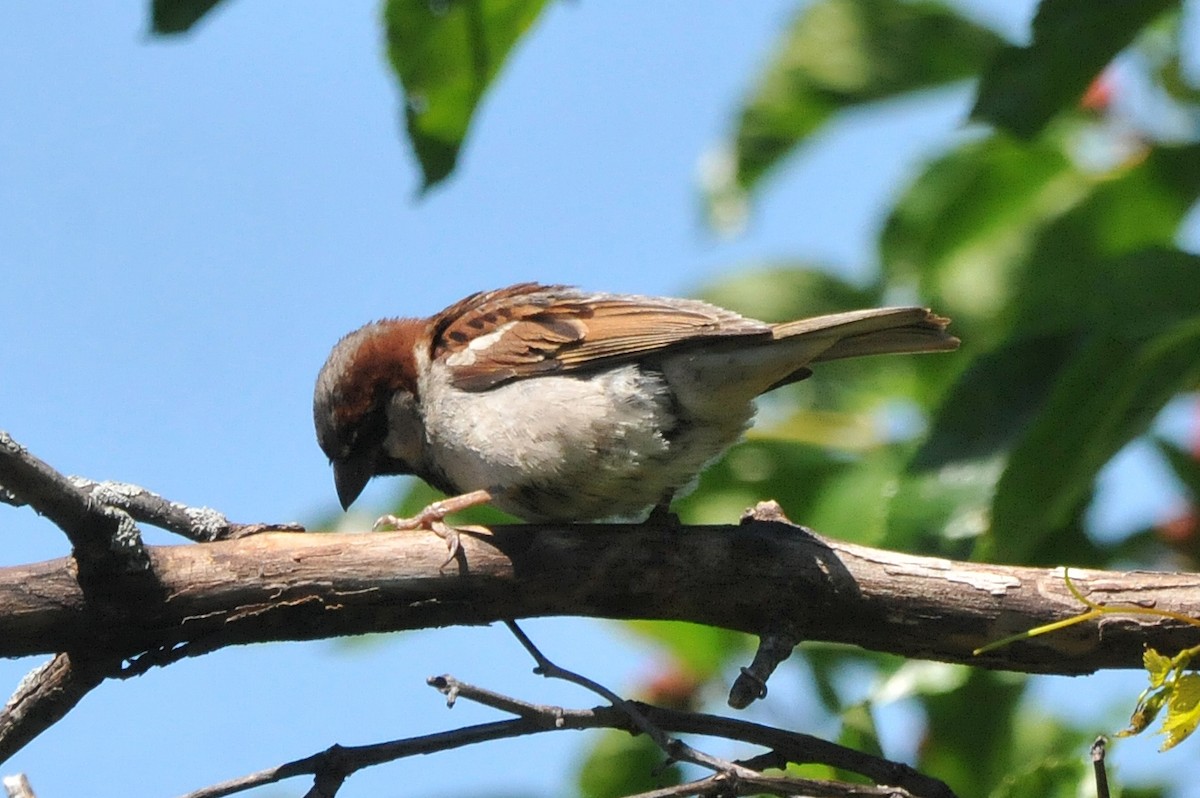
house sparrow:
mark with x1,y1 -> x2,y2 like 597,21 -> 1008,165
314,283 -> 957,531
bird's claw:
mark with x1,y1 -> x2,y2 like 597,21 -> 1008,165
373,512 -> 461,568
372,490 -> 494,569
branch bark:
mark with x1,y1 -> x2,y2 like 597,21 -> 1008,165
0,510 -> 1196,674
0,653 -> 111,762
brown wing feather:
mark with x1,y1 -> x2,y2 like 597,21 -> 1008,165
433,284 -> 771,391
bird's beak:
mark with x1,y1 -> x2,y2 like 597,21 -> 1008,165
333,454 -> 373,510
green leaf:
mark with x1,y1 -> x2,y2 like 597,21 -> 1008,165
1155,437 -> 1200,501
151,0 -> 226,34
577,730 -> 681,798
1158,54 -> 1200,105
989,756 -> 1088,798
838,702 -> 884,758
971,0 -> 1178,138
918,670 -> 1026,797
714,0 -> 1001,214
887,456 -> 1000,556
989,314 -> 1200,563
674,439 -> 850,525
996,145 -> 1200,340
620,621 -> 749,681
914,333 -> 1082,470
383,0 -> 548,192
802,446 -> 906,546
1121,687 -> 1168,738
879,135 -> 1090,325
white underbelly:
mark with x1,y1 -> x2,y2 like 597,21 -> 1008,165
419,363 -> 753,521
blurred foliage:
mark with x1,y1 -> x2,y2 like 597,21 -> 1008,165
150,0 -> 227,34
623,0 -> 1198,795
159,0 -> 1200,794
971,0 -> 1178,137
577,731 -> 682,798
705,0 -> 1004,230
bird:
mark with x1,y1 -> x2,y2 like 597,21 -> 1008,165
313,282 -> 958,536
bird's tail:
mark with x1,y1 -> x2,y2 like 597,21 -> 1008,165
771,307 -> 959,362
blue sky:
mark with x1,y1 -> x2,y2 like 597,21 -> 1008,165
2,2 -> 1196,796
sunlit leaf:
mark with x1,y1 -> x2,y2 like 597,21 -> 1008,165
871,660 -> 970,703
989,756 -> 1088,798
803,447 -> 906,546
887,457 -> 999,556
383,0 -> 548,191
151,0 -> 227,34
1145,647 -> 1175,688
916,141 -> 1200,564
674,439 -> 849,525
1120,688 -> 1167,738
1007,146 -> 1200,337
879,135 -> 1090,326
971,0 -> 1178,138
1162,673 -> 1200,749
751,409 -> 881,451
712,0 -> 1001,221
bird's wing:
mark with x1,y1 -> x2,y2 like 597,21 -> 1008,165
431,283 -> 771,391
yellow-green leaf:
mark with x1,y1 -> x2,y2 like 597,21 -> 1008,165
1144,647 -> 1174,688
1162,674 -> 1200,749
1118,688 -> 1166,738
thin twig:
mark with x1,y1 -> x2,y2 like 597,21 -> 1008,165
432,675 -> 951,798
504,620 -> 759,778
638,704 -> 951,798
64,478 -> 303,542
0,446 -> 300,545
0,431 -> 299,545
180,675 -> 954,798
625,770 -> 916,797
427,675 -> 566,723
1091,737 -> 1110,798
176,717 -> 546,798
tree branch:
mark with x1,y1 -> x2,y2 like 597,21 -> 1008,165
0,510 -> 1196,673
3,436 -> 1200,782
0,431 -> 147,576
0,653 -> 112,763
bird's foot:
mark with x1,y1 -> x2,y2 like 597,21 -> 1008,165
373,489 -> 493,567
